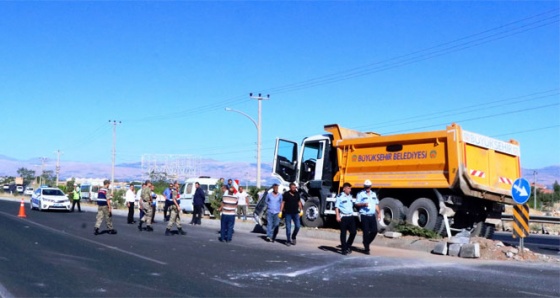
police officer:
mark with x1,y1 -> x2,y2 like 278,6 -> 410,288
166,182 -> 186,236
71,184 -> 82,212
355,179 -> 381,255
138,180 -> 154,232
335,182 -> 356,255
94,180 -> 117,235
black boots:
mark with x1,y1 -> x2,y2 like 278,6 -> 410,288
94,227 -> 100,235
138,222 -> 143,231
108,229 -> 117,235
146,226 -> 153,232
165,228 -> 171,236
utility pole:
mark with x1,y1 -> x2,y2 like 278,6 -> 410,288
533,171 -> 538,210
109,120 -> 122,194
249,93 -> 270,189
54,150 -> 63,187
39,157 -> 48,186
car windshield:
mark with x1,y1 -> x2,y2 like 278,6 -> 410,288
42,189 -> 64,196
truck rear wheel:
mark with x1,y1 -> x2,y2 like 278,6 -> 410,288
471,222 -> 496,239
406,198 -> 438,231
378,197 -> 405,232
302,198 -> 324,228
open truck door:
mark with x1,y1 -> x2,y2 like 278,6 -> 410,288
272,138 -> 298,184
254,138 -> 298,227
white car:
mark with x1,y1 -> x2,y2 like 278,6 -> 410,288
16,185 -> 24,193
30,187 -> 71,211
24,187 -> 34,196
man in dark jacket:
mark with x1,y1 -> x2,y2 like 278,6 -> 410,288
191,182 -> 205,225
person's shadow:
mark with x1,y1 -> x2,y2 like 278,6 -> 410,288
252,224 -> 266,234
318,245 -> 341,254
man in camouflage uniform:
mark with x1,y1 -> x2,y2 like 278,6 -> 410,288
94,180 -> 117,235
138,180 -> 154,232
166,182 -> 186,236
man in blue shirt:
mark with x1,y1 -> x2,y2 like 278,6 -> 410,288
265,183 -> 283,242
355,179 -> 381,255
162,183 -> 173,222
335,182 -> 356,255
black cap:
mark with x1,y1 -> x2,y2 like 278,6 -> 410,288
272,183 -> 279,187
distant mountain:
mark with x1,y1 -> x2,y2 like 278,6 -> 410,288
522,165 -> 560,188
0,155 -> 558,188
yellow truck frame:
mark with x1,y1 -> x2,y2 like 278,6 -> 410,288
271,123 -> 521,237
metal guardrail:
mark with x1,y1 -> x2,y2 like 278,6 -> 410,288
502,214 -> 560,225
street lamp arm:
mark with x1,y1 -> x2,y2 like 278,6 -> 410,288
224,108 -> 258,130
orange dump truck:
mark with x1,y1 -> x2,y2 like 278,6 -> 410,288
271,123 -> 521,237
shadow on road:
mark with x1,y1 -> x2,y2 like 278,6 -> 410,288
251,224 -> 266,234
318,245 -> 342,255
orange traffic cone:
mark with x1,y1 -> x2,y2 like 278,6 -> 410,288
17,198 -> 26,218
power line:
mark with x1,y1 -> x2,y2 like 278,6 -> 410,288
116,9 -> 558,124
264,9 -> 559,95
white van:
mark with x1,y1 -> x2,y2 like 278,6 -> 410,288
179,177 -> 218,214
80,184 -> 99,202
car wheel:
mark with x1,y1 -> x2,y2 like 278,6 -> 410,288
38,200 -> 43,212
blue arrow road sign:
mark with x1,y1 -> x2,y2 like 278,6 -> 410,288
512,178 -> 531,204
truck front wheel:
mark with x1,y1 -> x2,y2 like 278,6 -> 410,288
301,199 -> 324,228
406,198 -> 438,231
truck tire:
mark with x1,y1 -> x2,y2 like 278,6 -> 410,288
302,198 -> 324,228
471,222 -> 496,239
406,198 -> 438,231
378,197 -> 405,232
434,215 -> 450,237
483,224 -> 496,239
470,221 -> 485,237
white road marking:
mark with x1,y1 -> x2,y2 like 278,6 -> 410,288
0,210 -> 167,265
211,278 -> 246,288
517,291 -> 557,297
0,282 -> 14,298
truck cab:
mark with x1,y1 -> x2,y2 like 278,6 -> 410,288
272,135 -> 339,227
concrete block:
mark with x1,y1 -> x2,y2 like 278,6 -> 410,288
448,243 -> 462,257
448,236 -> 470,244
384,231 -> 402,239
432,241 -> 448,255
459,243 -> 480,258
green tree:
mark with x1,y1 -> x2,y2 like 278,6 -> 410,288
65,178 -> 77,192
39,170 -> 56,187
17,167 -> 35,185
210,179 -> 224,218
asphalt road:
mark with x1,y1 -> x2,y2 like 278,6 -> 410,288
0,199 -> 559,297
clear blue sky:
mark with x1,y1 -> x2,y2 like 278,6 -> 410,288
1,1 -> 558,170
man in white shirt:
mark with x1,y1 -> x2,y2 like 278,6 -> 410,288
125,184 -> 136,224
236,186 -> 250,221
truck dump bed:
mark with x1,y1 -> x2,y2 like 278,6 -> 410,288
325,124 -> 520,204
